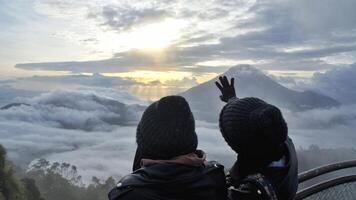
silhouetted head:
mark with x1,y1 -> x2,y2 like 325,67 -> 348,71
133,95 -> 197,170
219,97 -> 287,162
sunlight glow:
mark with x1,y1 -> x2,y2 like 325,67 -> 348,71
125,19 -> 185,50
194,73 -> 219,83
92,19 -> 186,58
104,70 -> 192,84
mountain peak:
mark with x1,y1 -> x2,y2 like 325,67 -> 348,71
223,64 -> 263,77
181,64 -> 339,122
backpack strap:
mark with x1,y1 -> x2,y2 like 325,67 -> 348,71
229,173 -> 278,200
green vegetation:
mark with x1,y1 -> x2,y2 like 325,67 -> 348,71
1,145 -> 115,200
0,144 -> 44,200
26,159 -> 115,200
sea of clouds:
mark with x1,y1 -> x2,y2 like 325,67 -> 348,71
1,64 -> 356,182
0,89 -> 235,182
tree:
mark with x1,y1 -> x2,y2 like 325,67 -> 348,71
21,178 -> 45,200
26,159 -> 116,200
0,145 -> 44,200
0,144 -> 26,200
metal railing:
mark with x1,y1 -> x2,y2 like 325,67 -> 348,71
296,160 -> 356,200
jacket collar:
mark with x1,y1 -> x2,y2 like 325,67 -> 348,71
140,150 -> 206,168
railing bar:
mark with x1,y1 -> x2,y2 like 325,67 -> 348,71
298,160 -> 356,183
295,175 -> 356,200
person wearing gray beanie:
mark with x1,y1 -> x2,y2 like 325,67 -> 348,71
109,95 -> 227,200
216,76 -> 298,200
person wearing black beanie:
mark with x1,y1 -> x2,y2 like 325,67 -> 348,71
216,76 -> 298,200
109,95 -> 227,200
132,95 -> 198,170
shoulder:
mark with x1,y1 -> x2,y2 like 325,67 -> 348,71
202,161 -> 227,192
108,162 -> 226,200
205,160 -> 225,171
204,161 -> 226,181
108,172 -> 149,200
108,184 -> 135,200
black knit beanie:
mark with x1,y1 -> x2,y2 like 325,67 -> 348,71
134,95 -> 197,167
219,97 -> 287,161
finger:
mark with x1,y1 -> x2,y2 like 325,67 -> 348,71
215,81 -> 223,91
222,76 -> 229,87
218,76 -> 224,84
231,77 -> 235,87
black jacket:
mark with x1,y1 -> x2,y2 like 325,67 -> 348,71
266,138 -> 298,200
229,138 -> 298,200
108,161 -> 227,200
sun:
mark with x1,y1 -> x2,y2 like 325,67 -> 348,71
125,19 -> 185,50
94,19 -> 186,54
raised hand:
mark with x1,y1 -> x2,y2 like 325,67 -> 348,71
215,76 -> 236,102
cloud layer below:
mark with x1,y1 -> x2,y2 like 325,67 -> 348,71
1,87 -> 356,182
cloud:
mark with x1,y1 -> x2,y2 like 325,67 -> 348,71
0,83 -> 39,106
1,85 -> 356,182
1,72 -> 202,107
15,49 -> 178,73
3,103 -> 356,182
99,5 -> 170,31
11,0 -> 356,75
0,119 -> 137,180
272,63 -> 356,104
22,73 -> 137,87
6,0 -> 356,75
0,90 -> 146,131
162,77 -> 199,87
284,105 -> 356,149
33,0 -> 91,18
0,118 -> 236,182
303,64 -> 356,104
0,73 -> 145,106
0,89 -> 236,182
285,105 -> 356,130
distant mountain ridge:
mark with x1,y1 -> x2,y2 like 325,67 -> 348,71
0,91 -> 146,131
1,103 -> 31,110
181,65 -> 340,122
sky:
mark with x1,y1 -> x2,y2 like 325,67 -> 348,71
1,0 -> 356,84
